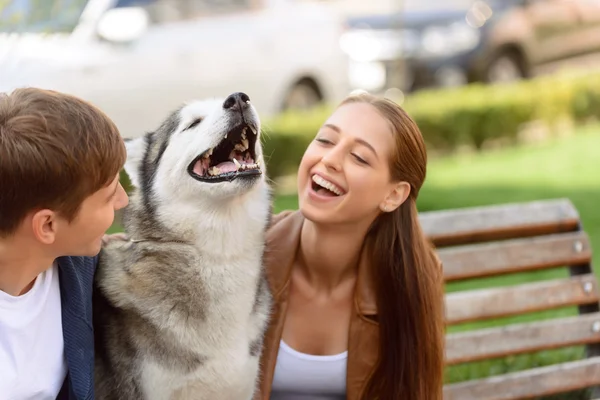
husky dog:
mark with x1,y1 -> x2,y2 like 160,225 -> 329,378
93,92 -> 272,400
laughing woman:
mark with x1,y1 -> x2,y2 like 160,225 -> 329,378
257,92 -> 445,400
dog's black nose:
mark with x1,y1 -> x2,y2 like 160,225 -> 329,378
223,92 -> 250,111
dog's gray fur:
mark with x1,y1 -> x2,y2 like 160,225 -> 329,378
93,94 -> 272,400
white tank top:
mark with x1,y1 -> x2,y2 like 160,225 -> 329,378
270,340 -> 347,400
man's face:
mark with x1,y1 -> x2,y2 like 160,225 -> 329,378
53,174 -> 129,256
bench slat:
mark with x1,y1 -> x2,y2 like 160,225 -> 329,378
440,231 -> 592,282
444,356 -> 600,400
420,198 -> 580,247
446,312 -> 600,365
446,274 -> 599,325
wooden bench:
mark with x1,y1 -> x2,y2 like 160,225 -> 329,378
419,198 -> 600,399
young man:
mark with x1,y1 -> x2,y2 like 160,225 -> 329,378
0,88 -> 129,399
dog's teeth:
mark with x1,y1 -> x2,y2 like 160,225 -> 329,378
208,148 -> 213,156
209,167 -> 221,176
225,133 -> 228,139
242,128 -> 247,140
234,143 -> 246,152
233,158 -> 241,170
241,138 -> 249,150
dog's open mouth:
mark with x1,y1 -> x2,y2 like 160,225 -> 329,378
187,124 -> 260,183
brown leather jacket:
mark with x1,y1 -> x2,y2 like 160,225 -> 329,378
255,210 -> 380,400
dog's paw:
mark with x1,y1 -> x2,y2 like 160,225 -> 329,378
101,233 -> 128,246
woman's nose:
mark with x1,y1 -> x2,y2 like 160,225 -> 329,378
321,147 -> 343,171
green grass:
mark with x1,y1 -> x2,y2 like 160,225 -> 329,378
109,124 -> 600,398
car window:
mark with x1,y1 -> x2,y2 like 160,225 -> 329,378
0,0 -> 89,33
115,0 -> 253,24
403,0 -> 475,11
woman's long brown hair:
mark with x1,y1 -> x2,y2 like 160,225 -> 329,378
341,93 -> 446,400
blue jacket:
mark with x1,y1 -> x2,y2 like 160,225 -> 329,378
55,256 -> 98,400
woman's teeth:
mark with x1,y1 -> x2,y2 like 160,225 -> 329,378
312,174 -> 343,196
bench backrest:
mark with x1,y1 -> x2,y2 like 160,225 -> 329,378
420,198 -> 600,400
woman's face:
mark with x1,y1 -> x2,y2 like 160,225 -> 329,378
297,102 -> 404,226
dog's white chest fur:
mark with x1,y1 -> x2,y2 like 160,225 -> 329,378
140,340 -> 258,400
137,253 -> 267,400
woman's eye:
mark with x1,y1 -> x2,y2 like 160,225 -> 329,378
316,138 -> 332,145
353,154 -> 368,165
185,118 -> 203,131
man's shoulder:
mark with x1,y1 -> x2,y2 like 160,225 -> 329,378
56,255 -> 98,275
55,255 -> 98,307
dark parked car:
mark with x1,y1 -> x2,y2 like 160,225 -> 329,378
343,0 -> 600,92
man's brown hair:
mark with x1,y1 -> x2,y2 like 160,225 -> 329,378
0,87 -> 126,236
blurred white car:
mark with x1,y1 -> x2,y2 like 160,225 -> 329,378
0,0 -> 350,138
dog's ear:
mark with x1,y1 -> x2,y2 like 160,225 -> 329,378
124,136 -> 146,188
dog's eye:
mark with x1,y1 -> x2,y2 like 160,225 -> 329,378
184,118 -> 203,131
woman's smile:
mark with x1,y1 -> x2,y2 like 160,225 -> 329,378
306,172 -> 347,204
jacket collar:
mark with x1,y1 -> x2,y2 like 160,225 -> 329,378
265,210 -> 378,315
56,256 -> 94,400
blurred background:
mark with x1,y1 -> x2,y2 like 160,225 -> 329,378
2,0 -> 599,398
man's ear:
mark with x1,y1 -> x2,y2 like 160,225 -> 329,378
380,181 -> 411,213
123,136 -> 147,188
31,209 -> 58,245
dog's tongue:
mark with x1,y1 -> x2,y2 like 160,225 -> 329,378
193,158 -> 238,175
215,161 -> 237,173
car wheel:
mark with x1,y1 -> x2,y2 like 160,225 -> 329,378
282,81 -> 322,111
485,53 -> 524,84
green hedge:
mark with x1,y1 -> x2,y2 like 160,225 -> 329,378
262,71 -> 600,179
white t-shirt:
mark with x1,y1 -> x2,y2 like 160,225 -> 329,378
270,340 -> 347,400
0,263 -> 67,400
